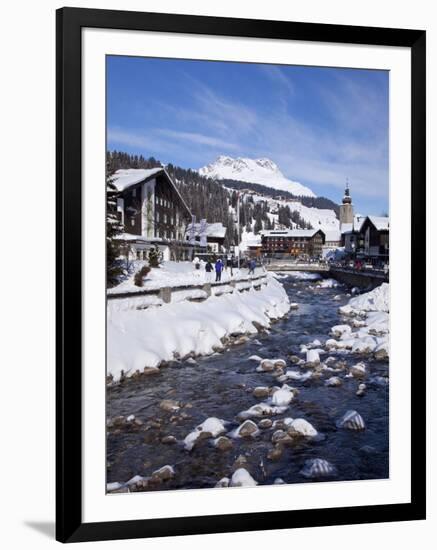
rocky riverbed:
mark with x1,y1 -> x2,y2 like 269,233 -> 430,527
106,273 -> 389,493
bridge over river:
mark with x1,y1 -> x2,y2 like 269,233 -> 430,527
264,261 -> 388,289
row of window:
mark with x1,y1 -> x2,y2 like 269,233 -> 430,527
156,195 -> 173,209
156,211 -> 178,225
158,229 -> 180,240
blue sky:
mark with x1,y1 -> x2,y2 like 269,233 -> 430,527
107,56 -> 389,215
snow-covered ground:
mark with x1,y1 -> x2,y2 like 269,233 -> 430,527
108,260 -> 264,295
107,274 -> 290,382
326,283 -> 389,360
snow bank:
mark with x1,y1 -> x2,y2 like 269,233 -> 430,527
329,283 -> 389,360
107,274 -> 290,381
348,283 -> 389,313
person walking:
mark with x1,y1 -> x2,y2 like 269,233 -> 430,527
205,259 -> 213,282
215,258 -> 223,282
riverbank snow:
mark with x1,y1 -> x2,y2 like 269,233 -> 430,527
107,274 -> 290,381
328,283 -> 389,361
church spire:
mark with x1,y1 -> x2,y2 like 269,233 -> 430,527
343,178 -> 352,205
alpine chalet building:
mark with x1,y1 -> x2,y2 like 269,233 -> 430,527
110,168 -> 194,261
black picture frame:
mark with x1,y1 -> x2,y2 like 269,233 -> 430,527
56,7 -> 426,543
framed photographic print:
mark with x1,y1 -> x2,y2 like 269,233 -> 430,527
56,7 -> 426,543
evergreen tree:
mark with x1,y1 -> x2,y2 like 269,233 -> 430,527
106,171 -> 123,287
148,245 -> 163,268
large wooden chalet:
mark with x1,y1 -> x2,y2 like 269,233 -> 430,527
359,216 -> 389,260
110,168 -> 194,261
261,229 -> 326,258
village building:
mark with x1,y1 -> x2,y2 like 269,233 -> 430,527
322,229 -> 342,257
110,168 -> 194,261
337,181 -> 389,262
358,216 -> 389,260
342,215 -> 366,254
185,222 -> 227,253
260,229 -> 326,258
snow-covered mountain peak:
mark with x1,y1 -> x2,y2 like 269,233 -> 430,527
198,156 -> 316,197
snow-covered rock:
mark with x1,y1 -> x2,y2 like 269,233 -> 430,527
288,418 -> 318,438
151,465 -> 175,482
325,376 -> 342,387
238,402 -> 287,420
229,420 -> 260,439
351,336 -> 377,354
183,417 -> 227,450
271,386 -> 295,406
230,468 -> 258,487
280,369 -> 312,382
330,325 -> 352,338
306,349 -> 320,365
350,362 -> 367,378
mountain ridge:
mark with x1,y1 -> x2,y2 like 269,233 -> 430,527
198,155 -> 316,198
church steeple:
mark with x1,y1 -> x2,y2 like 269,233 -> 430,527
340,178 -> 354,228
343,179 -> 352,205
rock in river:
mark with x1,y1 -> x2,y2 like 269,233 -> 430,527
306,349 -> 320,366
287,418 -> 318,438
213,436 -> 233,451
300,458 -> 337,479
256,359 -> 275,372
350,362 -> 367,378
253,386 -> 270,398
183,417 -> 227,450
271,386 -> 295,406
336,410 -> 366,431
238,402 -> 287,420
325,376 -> 342,387
258,418 -> 273,429
159,399 -> 180,412
230,468 -> 257,487
230,419 -> 259,439
151,465 -> 175,482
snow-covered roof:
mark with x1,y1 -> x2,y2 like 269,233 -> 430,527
324,230 -> 341,242
110,168 -> 163,192
354,215 -> 367,231
341,215 -> 366,234
367,216 -> 389,231
186,222 -> 227,239
110,167 -> 192,216
260,229 -> 324,238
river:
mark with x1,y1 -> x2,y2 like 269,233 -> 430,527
106,273 -> 389,490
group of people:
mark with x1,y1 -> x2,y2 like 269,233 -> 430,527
204,259 -> 224,282
195,257 -> 258,282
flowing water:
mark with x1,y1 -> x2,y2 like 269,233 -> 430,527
106,274 -> 389,490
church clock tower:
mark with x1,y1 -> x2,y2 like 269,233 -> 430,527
339,180 -> 354,228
